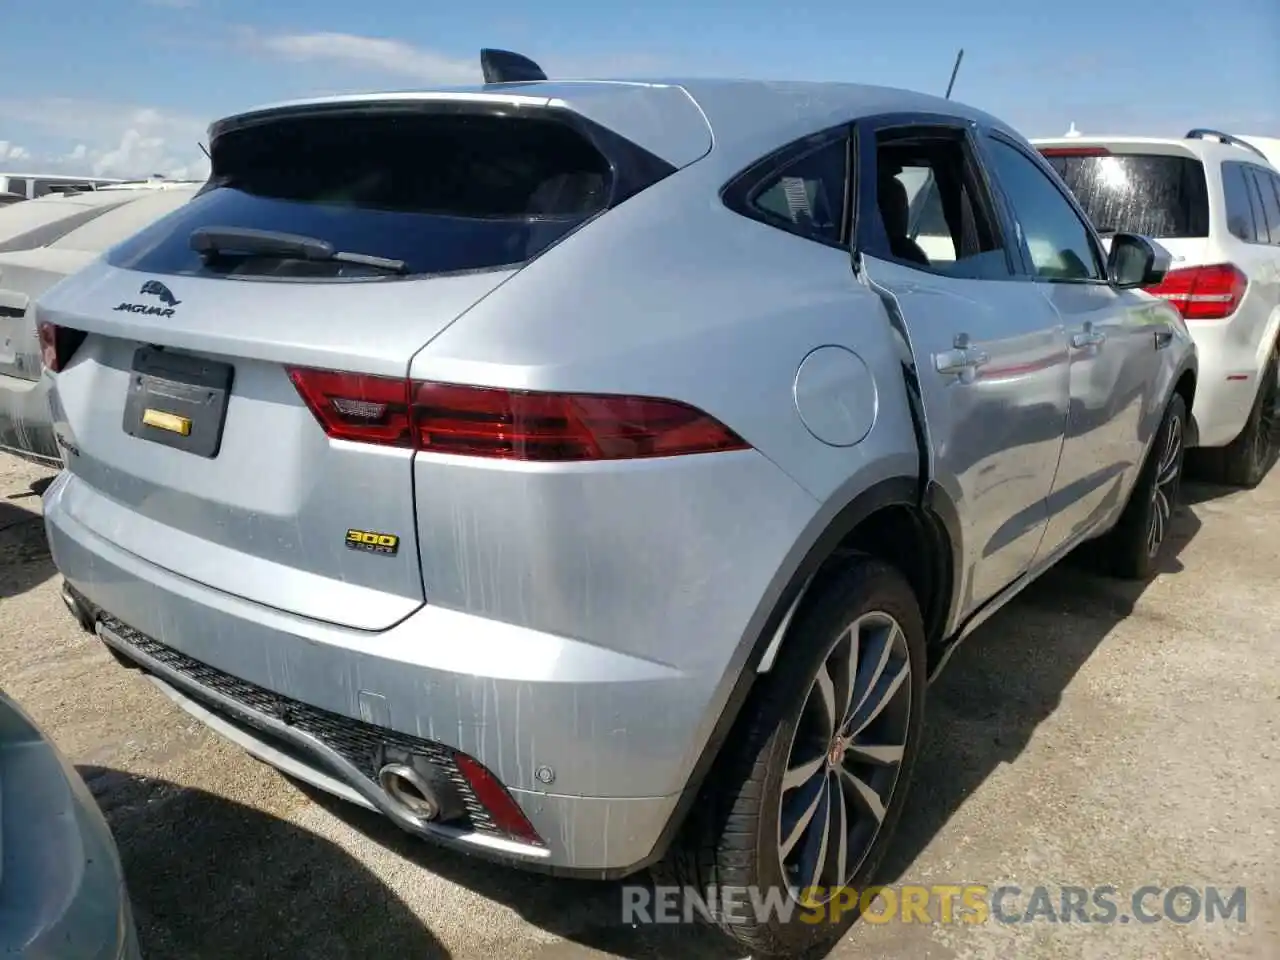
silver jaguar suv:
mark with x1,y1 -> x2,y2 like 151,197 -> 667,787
41,50 -> 1196,956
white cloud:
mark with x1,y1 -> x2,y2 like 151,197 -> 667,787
246,30 -> 480,85
0,97 -> 210,180
240,29 -> 672,86
0,141 -> 32,162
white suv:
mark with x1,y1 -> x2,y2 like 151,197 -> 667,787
1032,129 -> 1280,487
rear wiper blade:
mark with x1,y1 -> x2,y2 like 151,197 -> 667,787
190,226 -> 407,273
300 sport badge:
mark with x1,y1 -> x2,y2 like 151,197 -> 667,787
345,528 -> 400,556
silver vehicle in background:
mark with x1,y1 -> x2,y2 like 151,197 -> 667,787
0,690 -> 140,959
0,182 -> 201,463
41,50 -> 1195,956
0,173 -> 128,200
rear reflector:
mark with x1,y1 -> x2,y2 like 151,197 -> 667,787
1145,263 -> 1248,320
452,752 -> 543,845
1038,146 -> 1111,157
287,367 -> 750,460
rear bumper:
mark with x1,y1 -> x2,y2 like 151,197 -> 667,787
1185,321 -> 1270,448
43,469 -> 723,876
0,370 -> 60,464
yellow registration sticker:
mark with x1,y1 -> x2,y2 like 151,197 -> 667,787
141,408 -> 192,436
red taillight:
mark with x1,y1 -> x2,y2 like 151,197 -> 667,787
411,381 -> 748,460
452,752 -> 543,845
1038,146 -> 1111,157
1145,263 -> 1248,320
38,321 -> 61,372
286,368 -> 412,445
287,367 -> 750,460
38,321 -> 86,373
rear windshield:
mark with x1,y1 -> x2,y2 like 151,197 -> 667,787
107,111 -> 618,279
1042,153 -> 1209,239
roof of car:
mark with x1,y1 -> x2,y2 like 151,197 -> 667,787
213,79 -> 1022,171
0,183 -> 199,257
0,172 -> 126,182
0,189 -> 144,244
1031,133 -> 1279,169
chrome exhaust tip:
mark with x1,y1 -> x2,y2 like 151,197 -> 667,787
378,763 -> 442,822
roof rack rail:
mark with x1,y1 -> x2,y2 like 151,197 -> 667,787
480,49 -> 547,84
1185,128 -> 1269,161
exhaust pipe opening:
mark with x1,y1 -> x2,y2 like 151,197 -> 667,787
378,763 -> 442,822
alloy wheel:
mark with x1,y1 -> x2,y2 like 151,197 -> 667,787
777,612 -> 912,905
1146,411 -> 1183,559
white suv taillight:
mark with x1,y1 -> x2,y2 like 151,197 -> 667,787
1145,263 -> 1248,320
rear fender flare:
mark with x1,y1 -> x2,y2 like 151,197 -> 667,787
645,472 -> 961,867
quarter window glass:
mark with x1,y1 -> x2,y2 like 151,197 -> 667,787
986,138 -> 1104,281
1222,162 -> 1259,242
749,139 -> 847,245
1249,167 -> 1280,244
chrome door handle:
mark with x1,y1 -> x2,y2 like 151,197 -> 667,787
1071,323 -> 1107,349
934,347 -> 990,375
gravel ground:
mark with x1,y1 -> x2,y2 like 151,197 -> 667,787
2,451 -> 1277,959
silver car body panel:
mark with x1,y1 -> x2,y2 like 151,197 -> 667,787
41,78 -> 1195,873
0,691 -> 139,960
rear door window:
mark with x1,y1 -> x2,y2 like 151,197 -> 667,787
1041,152 -> 1209,239
106,110 -> 658,280
1222,161 -> 1261,242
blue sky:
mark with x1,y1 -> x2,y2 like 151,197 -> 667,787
2,0 -> 1277,179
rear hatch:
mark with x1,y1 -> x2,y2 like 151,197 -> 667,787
1037,140 -> 1212,267
0,193 -> 143,382
39,90 -> 707,630
1,190 -> 199,383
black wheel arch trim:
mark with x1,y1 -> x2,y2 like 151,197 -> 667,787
641,472 -> 957,871
1171,358 -> 1199,447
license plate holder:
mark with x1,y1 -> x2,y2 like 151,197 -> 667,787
122,347 -> 234,459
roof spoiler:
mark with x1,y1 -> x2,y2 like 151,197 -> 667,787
480,49 -> 547,84
1185,128 -> 1269,162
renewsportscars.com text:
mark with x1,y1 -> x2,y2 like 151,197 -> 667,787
622,884 -> 1248,926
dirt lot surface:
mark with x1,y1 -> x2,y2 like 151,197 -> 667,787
2,452 -> 1277,959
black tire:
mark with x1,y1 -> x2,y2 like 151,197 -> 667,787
1102,392 -> 1187,580
1213,347 -> 1279,488
656,556 -> 927,957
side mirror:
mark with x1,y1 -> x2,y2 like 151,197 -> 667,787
1107,233 -> 1171,289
